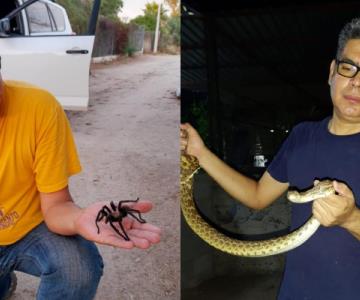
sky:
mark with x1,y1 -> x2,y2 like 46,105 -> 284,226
118,0 -> 169,23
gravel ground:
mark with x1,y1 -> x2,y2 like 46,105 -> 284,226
11,54 -> 180,300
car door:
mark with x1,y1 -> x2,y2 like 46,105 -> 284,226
0,0 -> 100,110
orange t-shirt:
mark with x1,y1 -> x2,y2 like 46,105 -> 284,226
0,80 -> 81,245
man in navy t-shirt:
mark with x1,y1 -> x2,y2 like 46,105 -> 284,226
181,18 -> 360,299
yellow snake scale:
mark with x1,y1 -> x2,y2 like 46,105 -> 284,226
180,153 -> 335,257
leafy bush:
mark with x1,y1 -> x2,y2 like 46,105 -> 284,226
124,44 -> 136,57
58,0 -> 124,33
159,15 -> 180,52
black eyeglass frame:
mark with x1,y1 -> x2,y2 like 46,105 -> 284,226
336,59 -> 360,78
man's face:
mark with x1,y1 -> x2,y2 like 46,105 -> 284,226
329,39 -> 360,122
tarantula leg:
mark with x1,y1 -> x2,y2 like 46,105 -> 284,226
127,209 -> 146,223
118,221 -> 130,241
102,205 -> 113,213
110,201 -> 117,211
95,211 -> 105,234
95,215 -> 102,233
109,221 -> 130,241
117,198 -> 140,209
95,206 -> 113,234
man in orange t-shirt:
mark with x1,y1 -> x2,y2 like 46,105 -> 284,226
0,76 -> 161,299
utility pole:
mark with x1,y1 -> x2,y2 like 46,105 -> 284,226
153,2 -> 161,53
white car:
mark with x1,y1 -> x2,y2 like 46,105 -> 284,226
0,0 -> 101,110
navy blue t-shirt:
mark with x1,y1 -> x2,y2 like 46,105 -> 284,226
267,116 -> 360,300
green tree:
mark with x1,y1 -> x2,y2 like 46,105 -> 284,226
100,0 -> 124,20
57,0 -> 91,34
58,0 -> 123,33
158,15 -> 179,53
142,2 -> 168,17
163,16 -> 180,45
165,0 -> 179,17
130,2 -> 167,31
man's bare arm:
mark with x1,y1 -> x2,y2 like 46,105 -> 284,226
40,187 -> 161,249
198,147 -> 289,210
342,208 -> 360,240
40,186 -> 83,235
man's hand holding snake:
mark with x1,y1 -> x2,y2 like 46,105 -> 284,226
312,180 -> 358,228
180,123 -> 206,159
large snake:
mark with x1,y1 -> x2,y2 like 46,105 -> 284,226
180,153 -> 335,257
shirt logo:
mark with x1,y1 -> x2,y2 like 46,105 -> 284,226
0,206 -> 19,230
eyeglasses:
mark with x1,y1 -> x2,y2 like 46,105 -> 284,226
336,59 -> 360,78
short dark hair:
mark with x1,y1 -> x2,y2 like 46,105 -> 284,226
336,18 -> 360,60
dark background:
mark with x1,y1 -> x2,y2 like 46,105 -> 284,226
181,0 -> 360,175
181,1 -> 360,299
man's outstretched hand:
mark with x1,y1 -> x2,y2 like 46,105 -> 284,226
74,200 -> 161,249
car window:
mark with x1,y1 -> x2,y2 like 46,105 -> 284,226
26,1 -> 52,33
0,1 -> 22,35
48,4 -> 65,32
10,13 -> 23,35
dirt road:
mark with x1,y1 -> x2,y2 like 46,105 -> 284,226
12,54 -> 180,300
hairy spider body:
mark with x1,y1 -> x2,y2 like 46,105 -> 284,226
95,198 -> 146,241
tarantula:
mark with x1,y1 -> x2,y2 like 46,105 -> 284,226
95,198 -> 146,241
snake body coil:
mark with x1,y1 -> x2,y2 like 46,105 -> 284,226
180,154 -> 335,257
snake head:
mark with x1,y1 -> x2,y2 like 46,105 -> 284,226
287,180 -> 336,203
